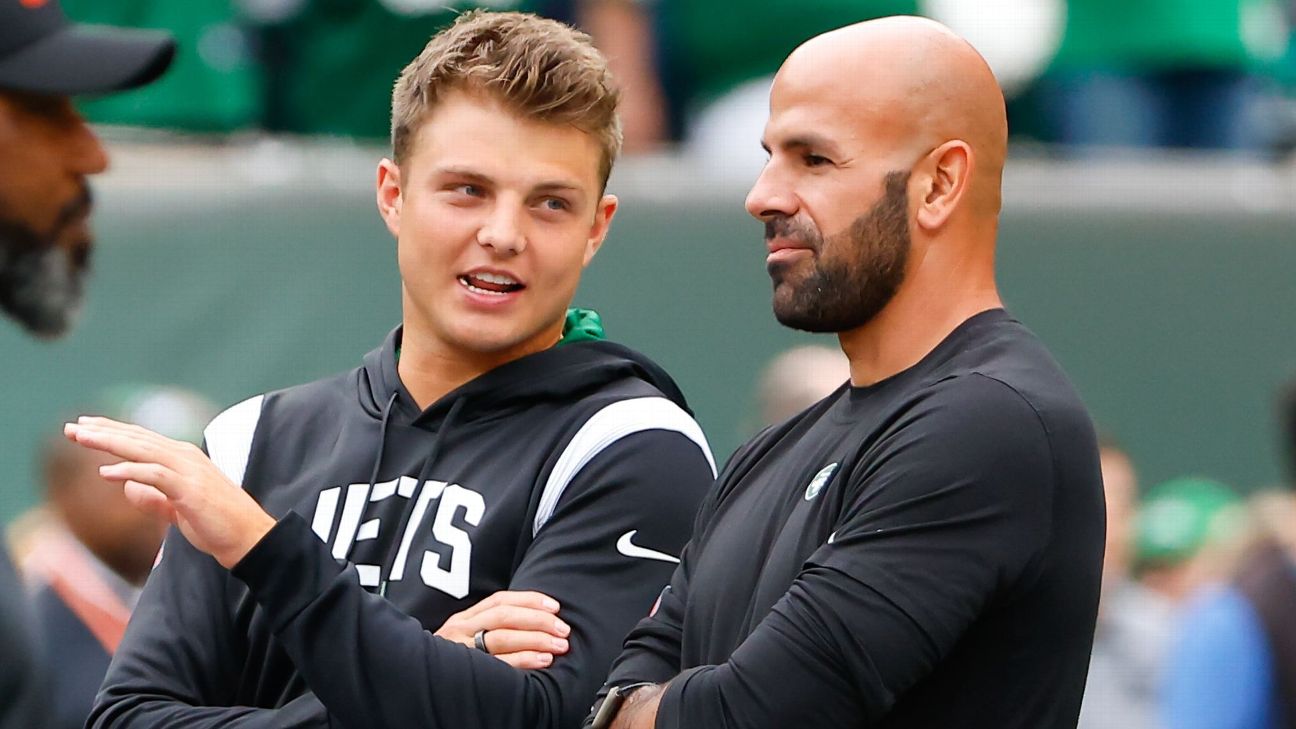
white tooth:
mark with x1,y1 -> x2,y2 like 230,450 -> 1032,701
464,282 -> 505,296
474,272 -> 518,285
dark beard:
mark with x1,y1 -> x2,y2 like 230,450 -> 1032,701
768,170 -> 910,333
0,190 -> 93,339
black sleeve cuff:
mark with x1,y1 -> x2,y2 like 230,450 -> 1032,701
653,666 -> 711,729
230,511 -> 346,632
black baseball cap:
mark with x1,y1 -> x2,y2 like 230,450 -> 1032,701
0,0 -> 175,96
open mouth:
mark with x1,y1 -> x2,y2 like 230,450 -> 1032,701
458,272 -> 525,296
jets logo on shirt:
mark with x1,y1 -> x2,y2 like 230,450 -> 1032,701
804,463 -> 839,501
309,476 -> 485,599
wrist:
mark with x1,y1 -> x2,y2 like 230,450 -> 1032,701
617,683 -> 664,727
591,681 -> 657,729
219,509 -> 277,569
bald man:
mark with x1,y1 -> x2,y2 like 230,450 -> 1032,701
585,17 -> 1104,729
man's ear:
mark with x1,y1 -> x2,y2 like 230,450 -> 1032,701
376,158 -> 403,239
914,141 -> 972,234
583,194 -> 618,266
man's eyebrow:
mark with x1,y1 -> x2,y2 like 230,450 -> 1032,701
532,181 -> 583,195
761,132 -> 842,157
779,133 -> 841,156
433,166 -> 495,184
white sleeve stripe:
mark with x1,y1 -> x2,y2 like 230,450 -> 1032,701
533,397 -> 716,537
204,394 -> 265,489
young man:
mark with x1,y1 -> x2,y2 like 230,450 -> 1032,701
586,17 -> 1104,729
71,11 -> 715,729
1,3 -> 173,727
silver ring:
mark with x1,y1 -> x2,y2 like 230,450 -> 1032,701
473,629 -> 490,654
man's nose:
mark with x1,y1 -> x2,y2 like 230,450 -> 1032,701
67,107 -> 109,176
745,164 -> 796,222
477,203 -> 526,255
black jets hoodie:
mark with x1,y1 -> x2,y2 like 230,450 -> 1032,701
89,321 -> 716,729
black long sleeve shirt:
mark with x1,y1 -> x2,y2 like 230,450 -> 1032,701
592,310 -> 1105,729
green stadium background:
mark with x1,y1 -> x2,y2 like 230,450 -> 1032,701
1,150 -> 1293,522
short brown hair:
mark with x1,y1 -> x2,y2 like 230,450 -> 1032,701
391,10 -> 622,187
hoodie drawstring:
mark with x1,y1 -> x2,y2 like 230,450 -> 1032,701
367,391 -> 399,492
378,396 -> 466,598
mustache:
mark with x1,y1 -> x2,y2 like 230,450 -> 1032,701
764,216 -> 820,248
53,185 -> 94,234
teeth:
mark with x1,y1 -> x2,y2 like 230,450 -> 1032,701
458,277 -> 509,296
473,272 -> 518,285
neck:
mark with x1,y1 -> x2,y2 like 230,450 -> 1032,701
838,232 -> 1001,387
397,320 -> 563,410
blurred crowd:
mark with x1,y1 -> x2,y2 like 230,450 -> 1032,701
1076,409 -> 1296,729
11,358 -> 1296,729
64,0 -> 1296,164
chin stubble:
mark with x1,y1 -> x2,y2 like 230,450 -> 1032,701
769,170 -> 911,333
0,192 -> 93,339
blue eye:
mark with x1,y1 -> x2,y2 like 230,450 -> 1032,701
542,198 -> 569,212
457,184 -> 483,197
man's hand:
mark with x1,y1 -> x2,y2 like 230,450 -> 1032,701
435,590 -> 572,669
64,416 -> 275,569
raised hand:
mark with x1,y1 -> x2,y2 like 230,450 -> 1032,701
64,416 -> 275,569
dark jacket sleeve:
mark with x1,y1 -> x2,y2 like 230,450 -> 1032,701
579,437 -> 764,727
648,375 -> 1057,728
579,441 -> 739,729
578,541 -> 695,729
230,429 -> 714,729
88,528 -> 332,729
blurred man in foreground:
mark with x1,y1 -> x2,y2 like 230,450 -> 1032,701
0,0 -> 174,339
586,16 -> 1104,729
0,3 -> 173,725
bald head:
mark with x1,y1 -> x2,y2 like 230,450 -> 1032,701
774,16 -> 1007,217
747,16 -> 1009,378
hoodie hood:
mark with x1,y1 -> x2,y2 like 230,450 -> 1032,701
354,310 -> 696,596
358,320 -> 692,430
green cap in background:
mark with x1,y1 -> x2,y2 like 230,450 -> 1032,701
1135,476 -> 1245,568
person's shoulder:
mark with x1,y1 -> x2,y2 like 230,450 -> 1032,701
869,374 -> 1060,503
956,315 -> 1091,424
919,370 -> 1048,435
545,340 -> 707,449
205,369 -> 354,436
917,369 -> 1098,494
203,369 -> 358,483
926,315 -> 1096,465
551,385 -> 716,473
264,367 -> 359,415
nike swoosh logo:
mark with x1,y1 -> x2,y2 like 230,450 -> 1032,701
616,530 -> 680,564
